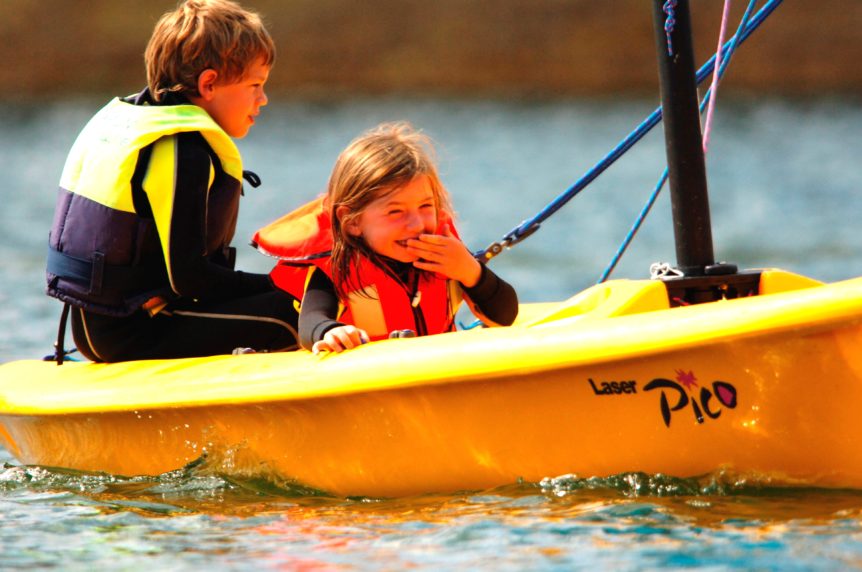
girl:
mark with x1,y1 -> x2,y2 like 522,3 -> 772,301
261,122 -> 518,353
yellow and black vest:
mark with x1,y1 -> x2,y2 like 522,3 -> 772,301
47,95 -> 244,316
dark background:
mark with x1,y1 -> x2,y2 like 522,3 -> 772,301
2,1 -> 859,101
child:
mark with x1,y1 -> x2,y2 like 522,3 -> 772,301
45,0 -> 299,362
261,122 -> 518,354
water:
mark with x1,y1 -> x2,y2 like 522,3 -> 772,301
1,96 -> 861,569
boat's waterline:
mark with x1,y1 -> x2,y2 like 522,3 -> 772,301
1,270 -> 861,497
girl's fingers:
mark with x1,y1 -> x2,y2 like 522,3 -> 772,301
405,240 -> 435,257
326,335 -> 346,352
407,248 -> 440,265
332,332 -> 352,350
412,233 -> 448,247
317,326 -> 370,354
412,259 -> 438,272
342,325 -> 367,348
420,233 -> 444,244
312,340 -> 334,355
408,235 -> 450,257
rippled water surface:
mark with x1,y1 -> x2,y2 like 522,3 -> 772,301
5,454 -> 862,570
1,96 -> 861,569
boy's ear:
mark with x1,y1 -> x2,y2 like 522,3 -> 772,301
196,69 -> 219,101
336,206 -> 362,236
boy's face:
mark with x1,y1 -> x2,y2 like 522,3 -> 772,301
192,58 -> 270,138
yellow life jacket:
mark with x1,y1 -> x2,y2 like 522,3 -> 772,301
47,96 -> 244,316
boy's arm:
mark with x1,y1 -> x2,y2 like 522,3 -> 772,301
462,264 -> 519,327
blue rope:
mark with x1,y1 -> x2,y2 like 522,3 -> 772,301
598,0 -> 761,283
477,0 -> 784,263
664,0 -> 679,56
599,168 -> 670,284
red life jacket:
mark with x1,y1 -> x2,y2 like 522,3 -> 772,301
253,197 -> 464,340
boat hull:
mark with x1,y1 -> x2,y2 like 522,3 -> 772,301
2,272 -> 862,497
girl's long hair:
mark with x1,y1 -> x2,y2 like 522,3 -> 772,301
328,122 -> 453,299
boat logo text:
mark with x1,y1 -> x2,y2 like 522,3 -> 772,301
587,370 -> 738,427
644,370 -> 737,427
588,378 -> 637,395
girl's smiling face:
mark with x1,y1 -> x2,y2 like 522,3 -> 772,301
344,175 -> 438,263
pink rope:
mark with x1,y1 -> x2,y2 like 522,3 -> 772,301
702,0 -> 732,153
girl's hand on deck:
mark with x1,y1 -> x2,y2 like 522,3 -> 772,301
312,325 -> 370,354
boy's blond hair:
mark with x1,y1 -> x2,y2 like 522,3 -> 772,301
145,0 -> 275,102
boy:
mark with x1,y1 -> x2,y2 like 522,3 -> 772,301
46,0 -> 298,362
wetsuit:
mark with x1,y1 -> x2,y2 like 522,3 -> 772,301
47,89 -> 298,362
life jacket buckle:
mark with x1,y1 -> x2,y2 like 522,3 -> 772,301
142,296 -> 168,316
388,329 -> 416,339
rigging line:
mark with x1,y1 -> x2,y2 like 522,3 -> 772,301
598,0 -> 760,284
663,0 -> 679,56
702,0 -> 733,153
477,0 -> 784,262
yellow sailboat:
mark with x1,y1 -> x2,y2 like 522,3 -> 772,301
4,0 -> 857,498
2,269 -> 861,497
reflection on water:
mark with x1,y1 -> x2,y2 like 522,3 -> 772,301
4,459 -> 862,570
1,96 -> 861,569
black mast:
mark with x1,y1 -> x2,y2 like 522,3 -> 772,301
650,0 -> 757,304
652,0 -> 714,275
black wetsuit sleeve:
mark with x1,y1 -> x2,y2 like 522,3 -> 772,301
297,268 -> 345,349
462,264 -> 519,326
162,132 -> 272,300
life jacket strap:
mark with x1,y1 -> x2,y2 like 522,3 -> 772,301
43,302 -> 77,365
46,246 -> 160,295
242,170 -> 261,188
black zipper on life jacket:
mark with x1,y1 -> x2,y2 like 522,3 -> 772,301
407,270 -> 428,336
379,259 -> 428,337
